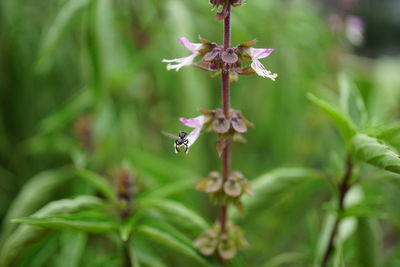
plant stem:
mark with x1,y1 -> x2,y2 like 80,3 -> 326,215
321,155 -> 353,266
123,240 -> 133,267
220,4 -> 231,233
218,5 -> 231,266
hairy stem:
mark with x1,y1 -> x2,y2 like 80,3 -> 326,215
322,155 -> 353,266
218,5 -> 231,266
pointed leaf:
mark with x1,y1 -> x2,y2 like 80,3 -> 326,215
231,167 -> 323,220
308,93 -> 357,141
57,232 -> 87,267
0,167 -> 74,243
363,123 -> 400,141
0,196 -> 103,266
36,0 -> 91,72
13,214 -> 117,233
339,74 -> 367,128
137,225 -> 212,267
75,169 -> 116,201
38,90 -> 92,134
352,133 -> 400,174
141,199 -> 209,231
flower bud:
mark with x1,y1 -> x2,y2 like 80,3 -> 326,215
116,168 -> 134,219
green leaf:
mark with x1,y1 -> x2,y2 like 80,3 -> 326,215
75,169 -> 116,201
307,93 -> 357,141
57,232 -> 87,267
314,187 -> 364,267
0,196 -> 103,267
0,167 -> 74,244
261,252 -> 304,267
94,0 -> 134,89
352,133 -> 400,174
13,213 -> 117,233
364,123 -> 400,141
38,89 -> 92,134
231,167 -> 323,220
339,74 -> 367,128
141,179 -> 194,199
137,224 -> 212,267
133,239 -> 168,267
356,218 -> 381,267
332,243 -> 345,267
120,211 -> 143,242
36,0 -> 91,72
141,199 -> 209,231
368,59 -> 400,123
129,149 -> 198,183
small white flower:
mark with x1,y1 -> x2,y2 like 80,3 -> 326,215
346,16 -> 364,46
249,48 -> 278,81
162,37 -> 203,71
179,115 -> 206,148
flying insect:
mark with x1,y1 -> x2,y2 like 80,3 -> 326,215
162,131 -> 190,154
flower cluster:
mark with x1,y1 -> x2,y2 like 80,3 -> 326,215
210,0 -> 245,19
162,37 -> 277,81
201,108 -> 252,140
116,168 -> 134,219
196,171 -> 252,210
177,108 -> 253,155
193,222 -> 248,260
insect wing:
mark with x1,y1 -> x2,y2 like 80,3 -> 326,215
162,131 -> 179,139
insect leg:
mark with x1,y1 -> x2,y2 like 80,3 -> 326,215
174,140 -> 180,154
184,144 -> 189,154
183,139 -> 189,154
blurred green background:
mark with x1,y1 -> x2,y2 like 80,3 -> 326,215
1,0 -> 400,266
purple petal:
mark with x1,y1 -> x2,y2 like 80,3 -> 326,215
346,16 -> 364,46
178,37 -> 202,53
221,49 -> 238,64
231,118 -> 247,133
212,117 -> 230,133
203,48 -> 220,62
179,115 -> 206,149
179,115 -> 205,129
186,127 -> 201,148
250,48 -> 274,60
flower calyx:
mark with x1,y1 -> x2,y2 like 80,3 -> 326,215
201,108 -> 253,135
200,108 -> 253,155
193,222 -> 248,260
210,0 -> 245,20
196,171 -> 253,210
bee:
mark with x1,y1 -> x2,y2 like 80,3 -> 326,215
162,131 -> 190,154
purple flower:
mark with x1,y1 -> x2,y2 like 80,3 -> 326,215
247,48 -> 278,81
179,115 -> 206,150
162,37 -> 203,71
346,16 -> 364,46
327,14 -> 365,46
